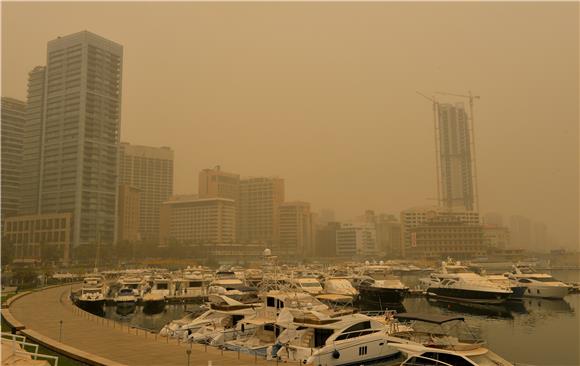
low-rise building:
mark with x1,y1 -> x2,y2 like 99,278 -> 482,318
336,223 -> 377,257
482,225 -> 510,250
3,213 -> 73,264
401,206 -> 480,257
407,217 -> 485,259
159,197 -> 236,245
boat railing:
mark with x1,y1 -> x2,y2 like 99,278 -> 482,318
0,336 -> 60,366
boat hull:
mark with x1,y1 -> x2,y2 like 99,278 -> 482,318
358,285 -> 408,305
76,299 -> 105,313
426,287 -> 511,304
509,286 -> 526,300
521,285 -> 569,299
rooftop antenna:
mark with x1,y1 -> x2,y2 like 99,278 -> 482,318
417,91 -> 441,207
435,91 -> 481,212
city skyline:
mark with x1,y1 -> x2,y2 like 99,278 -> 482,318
2,2 -> 577,248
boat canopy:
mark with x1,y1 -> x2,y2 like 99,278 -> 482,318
394,313 -> 465,324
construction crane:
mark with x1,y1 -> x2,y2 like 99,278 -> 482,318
416,91 -> 441,207
435,91 -> 481,212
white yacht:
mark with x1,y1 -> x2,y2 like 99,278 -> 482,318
423,260 -> 512,304
208,270 -> 252,300
507,264 -> 570,299
395,342 -> 514,366
159,295 -> 259,343
77,275 -> 108,311
271,310 -> 401,365
142,275 -> 170,313
117,276 -> 146,297
173,270 -> 208,298
114,287 -> 137,305
389,313 -> 514,366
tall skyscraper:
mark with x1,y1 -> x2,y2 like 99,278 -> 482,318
239,177 -> 285,244
1,97 -> 26,220
19,66 -> 46,215
21,31 -> 123,249
437,103 -> 475,211
119,143 -> 174,242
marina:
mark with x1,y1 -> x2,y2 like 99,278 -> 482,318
3,260 -> 579,365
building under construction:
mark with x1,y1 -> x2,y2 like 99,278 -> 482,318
437,102 -> 475,211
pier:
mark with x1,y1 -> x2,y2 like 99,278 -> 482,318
2,284 -> 277,366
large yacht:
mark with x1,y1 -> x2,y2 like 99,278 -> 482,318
423,260 -> 512,304
389,313 -> 514,366
208,270 -> 258,302
142,275 -> 170,313
77,275 -> 108,311
271,310 -> 401,365
507,264 -> 570,299
159,295 -> 259,341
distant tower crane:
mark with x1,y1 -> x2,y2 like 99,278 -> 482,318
416,91 -> 442,207
435,91 -> 481,212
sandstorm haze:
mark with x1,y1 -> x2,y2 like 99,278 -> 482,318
2,2 -> 578,249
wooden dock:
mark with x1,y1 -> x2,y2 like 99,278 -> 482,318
3,284 -> 281,366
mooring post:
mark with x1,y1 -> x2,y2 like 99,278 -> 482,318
59,320 -> 63,342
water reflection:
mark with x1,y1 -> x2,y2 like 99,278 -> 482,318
522,298 -> 573,314
426,297 -> 514,318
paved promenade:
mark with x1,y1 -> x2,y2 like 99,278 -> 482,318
3,284 -> 283,366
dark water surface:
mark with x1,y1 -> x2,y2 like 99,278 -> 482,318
100,270 -> 580,366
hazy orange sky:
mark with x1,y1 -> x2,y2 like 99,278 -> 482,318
2,2 -> 578,248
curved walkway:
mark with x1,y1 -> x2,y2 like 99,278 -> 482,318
3,284 -> 277,366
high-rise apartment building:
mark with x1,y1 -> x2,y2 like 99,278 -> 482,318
159,197 -> 236,244
400,206 -> 480,257
19,31 -> 123,250
44,31 -> 123,246
437,103 -> 475,211
199,166 -> 240,200
278,201 -> 313,255
119,143 -> 173,242
20,67 -> 46,215
1,97 -> 26,220
117,184 -> 140,242
239,177 -> 285,244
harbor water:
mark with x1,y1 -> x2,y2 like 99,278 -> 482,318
98,270 -> 580,366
